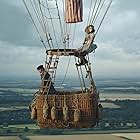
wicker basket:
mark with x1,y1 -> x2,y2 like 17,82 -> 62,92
34,91 -> 99,128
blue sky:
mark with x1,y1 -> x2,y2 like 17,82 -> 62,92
0,0 -> 139,79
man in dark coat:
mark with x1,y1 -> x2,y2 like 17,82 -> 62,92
37,65 -> 56,94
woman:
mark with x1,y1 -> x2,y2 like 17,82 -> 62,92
74,25 -> 97,66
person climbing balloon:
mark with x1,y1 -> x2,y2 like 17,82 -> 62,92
37,65 -> 56,94
74,25 -> 97,66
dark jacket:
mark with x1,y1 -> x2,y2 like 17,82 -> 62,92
41,72 -> 56,94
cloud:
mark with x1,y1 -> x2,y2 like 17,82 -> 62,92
0,40 -> 45,77
0,0 -> 139,78
0,0 -> 42,46
95,0 -> 140,57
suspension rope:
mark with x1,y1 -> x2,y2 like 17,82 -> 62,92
37,0 -> 47,33
91,0 -> 102,24
95,0 -> 112,36
93,0 -> 106,24
74,57 -> 84,93
89,0 -> 98,25
54,0 -> 65,49
33,0 -> 53,48
71,23 -> 76,48
61,0 -> 67,47
87,0 -> 93,25
30,0 -> 44,33
61,23 -> 76,85
38,0 -> 53,49
79,66 -> 86,90
45,0 -> 59,49
22,0 -> 47,50
61,56 -> 71,85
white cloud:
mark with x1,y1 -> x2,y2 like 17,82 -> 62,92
0,41 -> 45,76
0,0 -> 140,79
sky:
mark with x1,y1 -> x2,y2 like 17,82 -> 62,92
0,0 -> 140,79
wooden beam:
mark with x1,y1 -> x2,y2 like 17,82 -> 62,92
47,49 -> 76,56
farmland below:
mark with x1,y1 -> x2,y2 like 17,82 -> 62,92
0,77 -> 140,137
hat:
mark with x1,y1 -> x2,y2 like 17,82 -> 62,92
37,65 -> 44,70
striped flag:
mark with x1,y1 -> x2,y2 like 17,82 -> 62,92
65,0 -> 83,23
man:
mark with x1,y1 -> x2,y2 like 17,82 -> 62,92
37,65 -> 56,94
74,25 -> 97,66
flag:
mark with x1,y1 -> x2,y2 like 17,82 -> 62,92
65,0 -> 83,23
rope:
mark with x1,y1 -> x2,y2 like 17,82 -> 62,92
74,57 -> 84,93
87,0 -> 93,25
30,0 -> 44,33
95,0 -> 112,36
45,0 -> 59,49
79,66 -> 86,90
61,56 -> 71,85
71,23 -> 76,48
93,0 -> 106,24
38,0 -> 53,49
61,0 -> 67,48
91,0 -> 102,24
22,0 -> 47,50
85,55 -> 97,92
37,0 -> 46,33
54,0 -> 65,49
89,0 -> 98,25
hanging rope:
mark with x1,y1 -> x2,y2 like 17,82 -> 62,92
89,0 -> 98,25
37,0 -> 47,33
45,0 -> 59,49
79,65 -> 86,90
61,56 -> 71,85
74,57 -> 84,93
33,0 -> 53,49
38,0 -> 54,49
61,0 -> 68,49
95,0 -> 112,36
54,0 -> 65,49
91,0 -> 102,24
30,0 -> 45,33
87,0 -> 93,25
61,23 -> 76,85
22,0 -> 47,50
93,0 -> 106,24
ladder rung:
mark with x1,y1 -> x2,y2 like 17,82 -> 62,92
49,67 -> 57,69
48,71 -> 54,73
40,86 -> 49,88
42,80 -> 51,82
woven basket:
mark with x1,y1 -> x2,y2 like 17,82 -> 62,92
35,91 -> 98,128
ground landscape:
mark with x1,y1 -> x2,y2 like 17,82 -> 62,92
0,77 -> 140,140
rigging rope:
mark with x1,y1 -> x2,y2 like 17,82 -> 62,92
79,65 -> 86,90
89,0 -> 98,25
61,0 -> 68,49
74,57 -> 84,93
54,0 -> 65,49
61,56 -> 71,85
95,0 -> 112,36
61,23 -> 76,85
91,0 -> 102,24
22,0 -> 47,50
93,0 -> 106,24
87,0 -> 93,25
38,0 -> 54,49
38,0 -> 47,33
33,0 -> 53,49
30,0 -> 44,33
45,0 -> 59,49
